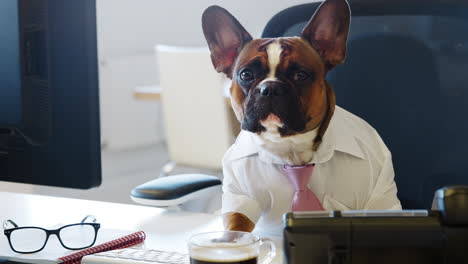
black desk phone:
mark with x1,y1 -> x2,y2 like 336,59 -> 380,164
283,186 -> 468,264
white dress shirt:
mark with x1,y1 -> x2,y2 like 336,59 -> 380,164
221,106 -> 402,235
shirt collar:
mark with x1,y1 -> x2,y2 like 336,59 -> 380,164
226,106 -> 365,164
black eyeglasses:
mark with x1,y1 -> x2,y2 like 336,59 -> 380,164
3,215 -> 100,254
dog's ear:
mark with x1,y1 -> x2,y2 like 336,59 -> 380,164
301,0 -> 351,71
202,6 -> 252,77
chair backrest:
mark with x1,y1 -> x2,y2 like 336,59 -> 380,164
155,45 -> 236,170
262,0 -> 468,209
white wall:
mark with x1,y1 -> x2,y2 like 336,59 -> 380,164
97,0 -> 315,58
96,0 -> 316,150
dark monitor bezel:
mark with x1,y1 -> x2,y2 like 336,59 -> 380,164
0,0 -> 101,189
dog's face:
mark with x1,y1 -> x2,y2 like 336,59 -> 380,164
202,0 -> 350,140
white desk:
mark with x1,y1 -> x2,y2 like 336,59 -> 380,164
0,192 -> 282,264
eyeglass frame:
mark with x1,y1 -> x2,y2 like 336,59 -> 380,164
3,215 -> 101,254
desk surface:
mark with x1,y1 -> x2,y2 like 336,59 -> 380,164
134,85 -> 162,101
0,191 -> 222,263
133,84 -> 232,101
0,192 -> 282,264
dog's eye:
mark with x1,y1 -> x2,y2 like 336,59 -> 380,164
240,69 -> 255,82
293,71 -> 310,81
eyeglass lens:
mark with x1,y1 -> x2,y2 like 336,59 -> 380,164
9,228 -> 47,253
59,224 -> 96,249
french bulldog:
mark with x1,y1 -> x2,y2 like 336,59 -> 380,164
202,0 -> 400,232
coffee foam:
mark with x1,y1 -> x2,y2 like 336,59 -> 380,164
190,244 -> 257,262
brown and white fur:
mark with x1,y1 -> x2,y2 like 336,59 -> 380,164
202,0 -> 350,232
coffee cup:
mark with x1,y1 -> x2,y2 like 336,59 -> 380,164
188,231 -> 276,264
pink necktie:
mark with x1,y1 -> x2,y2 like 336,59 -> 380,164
283,164 -> 324,211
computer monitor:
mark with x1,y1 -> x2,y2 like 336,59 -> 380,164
0,0 -> 101,189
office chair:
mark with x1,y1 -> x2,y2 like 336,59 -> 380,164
155,45 -> 237,171
130,45 -> 240,212
132,0 -> 468,211
263,0 -> 468,209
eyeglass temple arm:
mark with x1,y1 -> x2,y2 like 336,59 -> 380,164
3,220 -> 18,230
81,215 -> 97,223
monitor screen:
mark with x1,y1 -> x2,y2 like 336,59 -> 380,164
0,0 -> 22,127
0,0 -> 101,189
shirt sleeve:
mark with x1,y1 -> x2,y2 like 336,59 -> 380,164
364,140 -> 402,210
221,159 -> 263,224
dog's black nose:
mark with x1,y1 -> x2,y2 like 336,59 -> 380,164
259,81 -> 287,96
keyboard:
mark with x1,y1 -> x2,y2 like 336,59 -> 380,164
80,248 -> 190,264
